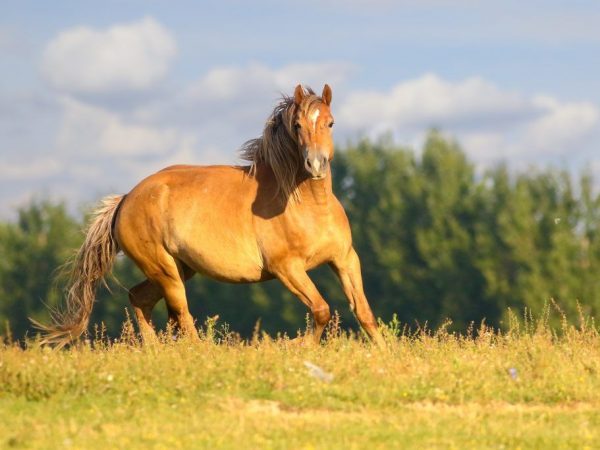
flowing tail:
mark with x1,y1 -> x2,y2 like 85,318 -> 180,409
32,195 -> 125,348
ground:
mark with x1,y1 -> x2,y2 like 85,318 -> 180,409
1,313 -> 599,449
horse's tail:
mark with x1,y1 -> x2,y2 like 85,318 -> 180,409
32,194 -> 125,348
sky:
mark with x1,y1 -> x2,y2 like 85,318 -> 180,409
1,0 -> 600,217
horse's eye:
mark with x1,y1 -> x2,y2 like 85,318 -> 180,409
294,122 -> 301,130
329,122 -> 334,128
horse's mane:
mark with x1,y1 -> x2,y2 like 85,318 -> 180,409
240,87 -> 323,202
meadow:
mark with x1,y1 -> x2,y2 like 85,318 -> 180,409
1,308 -> 599,449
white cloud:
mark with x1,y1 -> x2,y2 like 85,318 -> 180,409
523,96 -> 599,154
41,17 -> 176,94
186,61 -> 354,103
460,100 -> 600,162
0,158 -> 62,181
336,74 -> 600,163
53,95 -> 213,195
57,97 -> 194,157
338,74 -> 538,133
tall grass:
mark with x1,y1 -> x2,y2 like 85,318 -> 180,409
1,304 -> 599,449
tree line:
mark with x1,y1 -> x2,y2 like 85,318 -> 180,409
1,131 -> 599,339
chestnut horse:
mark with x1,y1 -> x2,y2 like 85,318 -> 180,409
37,84 -> 384,348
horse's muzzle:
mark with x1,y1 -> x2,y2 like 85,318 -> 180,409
304,152 -> 328,179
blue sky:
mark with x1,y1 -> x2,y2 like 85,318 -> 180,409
1,1 -> 600,216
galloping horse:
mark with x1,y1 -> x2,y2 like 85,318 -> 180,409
37,84 -> 384,348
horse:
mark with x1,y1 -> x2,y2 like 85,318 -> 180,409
36,84 -> 385,348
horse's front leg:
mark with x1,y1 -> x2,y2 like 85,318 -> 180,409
331,247 -> 386,348
274,261 -> 331,344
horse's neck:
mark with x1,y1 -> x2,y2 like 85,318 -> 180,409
298,168 -> 333,207
253,162 -> 333,208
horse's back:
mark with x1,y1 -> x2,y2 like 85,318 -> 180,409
116,165 -> 266,282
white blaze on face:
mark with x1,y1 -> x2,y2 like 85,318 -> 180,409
309,108 -> 320,132
306,107 -> 324,177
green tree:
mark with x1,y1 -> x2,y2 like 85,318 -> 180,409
3,132 -> 600,340
0,201 -> 80,337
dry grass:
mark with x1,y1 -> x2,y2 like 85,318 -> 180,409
1,306 -> 600,449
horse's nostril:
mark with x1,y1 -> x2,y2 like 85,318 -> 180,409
304,158 -> 312,173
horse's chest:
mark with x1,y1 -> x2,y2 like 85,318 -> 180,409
262,213 -> 343,268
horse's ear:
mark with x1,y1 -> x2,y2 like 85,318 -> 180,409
294,84 -> 304,105
322,84 -> 332,106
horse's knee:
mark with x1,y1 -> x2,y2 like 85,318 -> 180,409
313,306 -> 331,327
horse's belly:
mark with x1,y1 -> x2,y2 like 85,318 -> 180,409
176,236 -> 266,283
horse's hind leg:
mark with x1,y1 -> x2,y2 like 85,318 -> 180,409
129,262 -> 196,341
129,279 -> 162,341
164,264 -> 196,333
148,255 -> 198,339
128,245 -> 197,340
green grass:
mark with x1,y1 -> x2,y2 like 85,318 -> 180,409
1,309 -> 600,449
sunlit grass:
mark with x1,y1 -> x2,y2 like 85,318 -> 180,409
1,305 -> 600,449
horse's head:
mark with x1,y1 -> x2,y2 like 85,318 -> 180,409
293,84 -> 334,180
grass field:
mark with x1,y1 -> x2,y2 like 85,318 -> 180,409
1,309 -> 600,449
